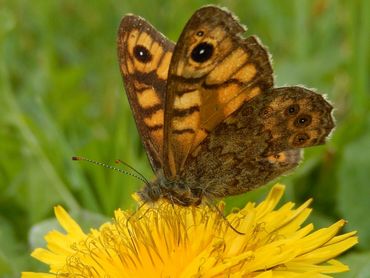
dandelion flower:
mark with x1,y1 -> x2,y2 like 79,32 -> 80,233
22,184 -> 357,277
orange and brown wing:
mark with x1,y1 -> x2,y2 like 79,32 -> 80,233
163,6 -> 273,178
117,15 -> 174,172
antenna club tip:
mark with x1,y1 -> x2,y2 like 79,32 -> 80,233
72,156 -> 83,161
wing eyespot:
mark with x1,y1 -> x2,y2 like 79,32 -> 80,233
133,45 -> 152,63
285,104 -> 300,116
292,133 -> 310,146
260,106 -> 273,119
294,114 -> 312,128
191,42 -> 214,63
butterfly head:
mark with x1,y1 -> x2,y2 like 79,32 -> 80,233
137,182 -> 162,204
138,173 -> 203,206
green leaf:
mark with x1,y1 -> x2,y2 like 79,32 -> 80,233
336,252 -> 370,278
0,216 -> 34,276
338,131 -> 370,249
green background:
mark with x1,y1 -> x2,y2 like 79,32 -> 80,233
0,0 -> 369,276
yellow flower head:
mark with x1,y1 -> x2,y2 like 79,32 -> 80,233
22,184 -> 357,277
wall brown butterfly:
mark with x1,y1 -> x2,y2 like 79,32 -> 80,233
117,6 -> 334,206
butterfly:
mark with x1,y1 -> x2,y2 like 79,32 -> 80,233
117,6 -> 334,206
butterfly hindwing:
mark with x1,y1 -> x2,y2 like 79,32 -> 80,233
163,6 -> 274,178
258,87 -> 334,155
118,15 -> 174,172
181,87 -> 333,197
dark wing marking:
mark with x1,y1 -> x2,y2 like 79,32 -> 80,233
118,15 -> 175,172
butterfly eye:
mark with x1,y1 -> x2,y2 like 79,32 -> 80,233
292,133 -> 310,146
285,104 -> 300,116
191,42 -> 214,63
294,114 -> 312,128
133,45 -> 152,63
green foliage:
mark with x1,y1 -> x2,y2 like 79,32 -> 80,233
0,0 -> 368,276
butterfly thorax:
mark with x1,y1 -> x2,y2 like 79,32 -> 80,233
137,171 -> 203,206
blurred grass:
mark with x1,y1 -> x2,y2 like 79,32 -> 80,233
0,0 -> 369,276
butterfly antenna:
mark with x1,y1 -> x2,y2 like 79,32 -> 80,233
115,159 -> 149,184
72,156 -> 149,185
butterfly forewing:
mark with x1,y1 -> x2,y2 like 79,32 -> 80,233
164,6 -> 274,178
118,15 -> 174,172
